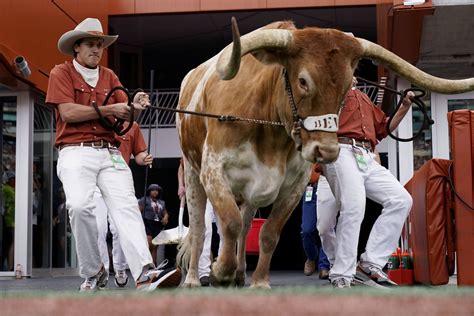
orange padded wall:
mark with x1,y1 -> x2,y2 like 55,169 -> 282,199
405,159 -> 455,285
448,110 -> 474,286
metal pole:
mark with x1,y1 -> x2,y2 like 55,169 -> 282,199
143,69 -> 154,197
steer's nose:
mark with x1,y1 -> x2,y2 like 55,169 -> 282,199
314,143 -> 340,163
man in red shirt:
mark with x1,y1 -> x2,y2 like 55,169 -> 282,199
46,18 -> 181,291
95,121 -> 154,288
317,77 -> 414,289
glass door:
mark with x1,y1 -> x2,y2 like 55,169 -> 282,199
0,96 -> 17,274
32,102 -> 53,271
33,101 -> 77,275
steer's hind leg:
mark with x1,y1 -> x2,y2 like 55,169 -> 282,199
182,163 -> 207,288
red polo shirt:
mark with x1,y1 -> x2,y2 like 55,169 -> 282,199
46,61 -> 128,147
309,164 -> 321,185
337,89 -> 389,148
115,122 -> 147,164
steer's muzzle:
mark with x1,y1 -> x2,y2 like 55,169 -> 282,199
301,141 -> 340,164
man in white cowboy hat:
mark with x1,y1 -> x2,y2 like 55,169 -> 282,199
45,17 -> 181,292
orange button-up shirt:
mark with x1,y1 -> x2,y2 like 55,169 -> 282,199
338,89 -> 389,148
115,122 -> 147,164
46,61 -> 128,147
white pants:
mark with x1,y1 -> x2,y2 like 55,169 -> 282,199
318,144 -> 412,280
198,199 -> 216,278
94,188 -> 128,273
316,176 -> 337,265
58,146 -> 153,281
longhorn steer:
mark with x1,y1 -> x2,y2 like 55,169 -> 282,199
176,18 -> 474,288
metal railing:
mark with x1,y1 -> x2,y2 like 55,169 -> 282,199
137,89 -> 180,128
358,84 -> 378,103
33,102 -> 53,132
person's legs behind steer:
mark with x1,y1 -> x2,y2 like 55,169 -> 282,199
98,151 -> 181,291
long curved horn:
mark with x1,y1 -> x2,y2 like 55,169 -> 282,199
217,18 -> 293,80
357,38 -> 474,94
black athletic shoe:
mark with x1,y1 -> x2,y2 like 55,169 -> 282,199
200,275 -> 210,287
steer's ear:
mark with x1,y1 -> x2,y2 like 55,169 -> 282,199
251,50 -> 285,66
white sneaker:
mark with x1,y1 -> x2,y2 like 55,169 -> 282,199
114,270 -> 129,288
136,260 -> 182,292
354,262 -> 398,288
79,266 -> 108,292
331,278 -> 351,289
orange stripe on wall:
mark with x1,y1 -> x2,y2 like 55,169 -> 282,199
135,0 -> 200,14
106,0 -> 381,15
200,0 -> 267,11
108,0 -> 135,15
267,0 -> 377,8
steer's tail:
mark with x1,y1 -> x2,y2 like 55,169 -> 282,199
176,231 -> 191,275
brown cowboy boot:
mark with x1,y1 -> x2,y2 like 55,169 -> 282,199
304,259 -> 316,276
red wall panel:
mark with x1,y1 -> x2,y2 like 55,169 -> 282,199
0,0 -> 110,89
135,0 -> 200,14
0,0 -> 385,93
200,0 -> 266,11
448,110 -> 474,286
267,0 -> 377,8
108,0 -> 136,15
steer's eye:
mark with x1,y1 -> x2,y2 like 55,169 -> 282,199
299,78 -> 307,87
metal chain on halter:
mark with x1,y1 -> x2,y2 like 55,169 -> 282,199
145,105 -> 289,127
282,68 -> 304,145
283,69 -> 300,123
217,115 -> 288,126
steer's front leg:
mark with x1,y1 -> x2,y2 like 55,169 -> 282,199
202,167 -> 242,286
251,188 -> 305,289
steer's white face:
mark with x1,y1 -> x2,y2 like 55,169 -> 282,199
285,60 -> 356,164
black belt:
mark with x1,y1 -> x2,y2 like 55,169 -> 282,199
338,137 -> 373,152
59,140 -> 117,150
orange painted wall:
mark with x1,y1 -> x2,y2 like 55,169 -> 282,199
266,0 -> 376,8
108,0 -> 378,14
0,0 -> 110,92
0,0 -> 386,93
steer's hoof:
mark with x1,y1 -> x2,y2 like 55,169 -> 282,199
235,271 -> 246,287
181,281 -> 201,288
250,281 -> 271,290
209,270 -> 234,287
181,277 -> 201,288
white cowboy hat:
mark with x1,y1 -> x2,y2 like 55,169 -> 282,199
58,18 -> 118,56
